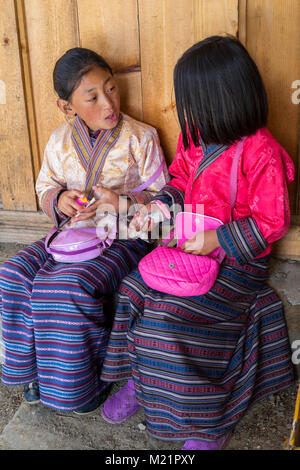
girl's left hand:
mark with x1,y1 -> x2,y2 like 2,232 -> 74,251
181,230 -> 220,255
92,185 -> 119,211
70,186 -> 119,222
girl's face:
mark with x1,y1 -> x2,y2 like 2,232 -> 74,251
64,66 -> 120,131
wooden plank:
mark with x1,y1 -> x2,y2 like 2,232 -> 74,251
194,0 -> 238,41
273,225 -> 300,261
24,0 -> 79,172
77,0 -> 143,125
238,0 -> 247,45
138,0 -> 239,163
138,0 -> 195,164
15,0 -> 40,183
0,0 -> 37,211
114,69 -> 143,122
245,0 -> 300,215
77,0 -> 140,71
0,210 -> 52,244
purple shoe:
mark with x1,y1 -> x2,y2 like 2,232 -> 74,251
101,379 -> 141,424
182,432 -> 232,451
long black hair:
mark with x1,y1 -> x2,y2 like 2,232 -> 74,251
174,35 -> 268,149
53,47 -> 113,101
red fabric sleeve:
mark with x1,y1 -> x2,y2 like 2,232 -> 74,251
242,136 -> 295,244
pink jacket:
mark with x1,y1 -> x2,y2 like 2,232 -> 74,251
168,128 -> 295,255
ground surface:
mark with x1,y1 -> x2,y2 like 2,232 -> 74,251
0,374 -> 298,451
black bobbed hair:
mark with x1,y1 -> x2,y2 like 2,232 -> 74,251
174,35 -> 268,149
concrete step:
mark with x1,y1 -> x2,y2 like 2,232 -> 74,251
0,382 -> 178,451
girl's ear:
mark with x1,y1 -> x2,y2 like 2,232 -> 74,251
57,98 -> 75,116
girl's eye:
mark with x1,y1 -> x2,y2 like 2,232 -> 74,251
107,86 -> 116,94
88,97 -> 97,102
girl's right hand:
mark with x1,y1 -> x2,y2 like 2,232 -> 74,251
128,203 -> 165,236
57,189 -> 84,217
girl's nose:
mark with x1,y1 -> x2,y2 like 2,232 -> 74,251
102,94 -> 114,110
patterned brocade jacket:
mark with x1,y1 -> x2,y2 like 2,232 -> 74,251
36,113 -> 169,229
155,128 -> 295,264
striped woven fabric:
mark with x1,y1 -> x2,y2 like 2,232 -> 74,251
71,114 -> 124,198
217,216 -> 269,264
0,237 -> 147,411
101,256 -> 294,441
193,142 -> 228,182
40,187 -> 65,226
126,189 -> 154,207
151,184 -> 185,224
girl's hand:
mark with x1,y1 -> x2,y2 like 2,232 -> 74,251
71,198 -> 102,222
129,203 -> 165,235
71,185 -> 120,223
57,189 -> 84,217
181,230 -> 220,255
92,185 -> 119,212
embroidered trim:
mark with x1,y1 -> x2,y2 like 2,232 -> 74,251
193,143 -> 228,185
71,114 -> 124,198
40,187 -> 64,226
217,217 -> 268,265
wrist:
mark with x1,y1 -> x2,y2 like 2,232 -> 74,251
151,200 -> 171,220
56,189 -> 67,214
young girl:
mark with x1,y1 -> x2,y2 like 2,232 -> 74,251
99,36 -> 295,449
0,48 -> 168,413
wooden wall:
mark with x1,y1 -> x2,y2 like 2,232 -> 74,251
0,0 -> 299,255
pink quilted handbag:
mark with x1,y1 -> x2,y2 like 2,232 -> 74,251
138,137 -> 246,296
138,213 -> 224,296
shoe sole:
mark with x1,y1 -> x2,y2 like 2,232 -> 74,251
26,399 -> 41,405
73,386 -> 113,415
100,404 -> 140,424
73,407 -> 100,416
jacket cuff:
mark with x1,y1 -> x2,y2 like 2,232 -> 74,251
125,190 -> 153,207
40,188 -> 66,227
216,217 -> 269,265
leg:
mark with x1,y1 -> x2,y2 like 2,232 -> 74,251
100,270 -> 149,422
102,258 -> 294,448
30,239 -> 148,411
101,269 -> 148,381
0,240 -> 48,385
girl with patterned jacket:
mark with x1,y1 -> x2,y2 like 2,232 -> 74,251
0,48 -> 169,413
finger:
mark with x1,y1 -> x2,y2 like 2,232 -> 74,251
72,210 -> 96,223
63,208 -> 77,217
77,201 -> 98,214
69,190 -> 85,199
141,217 -> 154,232
181,244 -> 195,253
129,212 -> 144,231
65,201 -> 80,215
62,195 -> 82,211
129,219 -> 138,231
181,242 -> 190,251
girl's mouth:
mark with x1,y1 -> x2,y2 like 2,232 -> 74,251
105,113 -> 117,121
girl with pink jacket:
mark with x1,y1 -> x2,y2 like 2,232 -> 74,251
100,36 -> 295,450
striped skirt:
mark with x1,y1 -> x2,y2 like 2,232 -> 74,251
101,256 -> 295,441
0,237 -> 147,411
